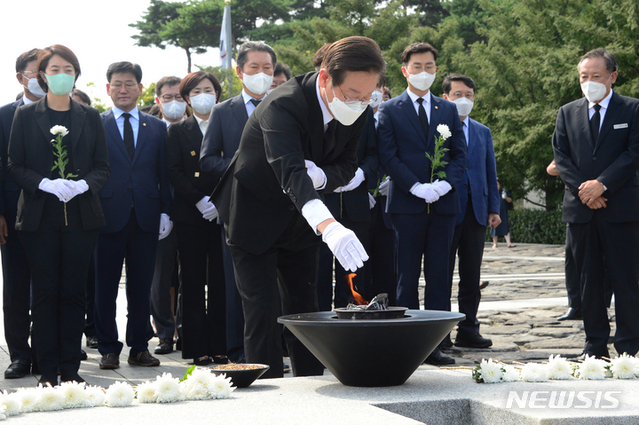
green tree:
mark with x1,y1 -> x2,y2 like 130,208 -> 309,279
138,83 -> 158,109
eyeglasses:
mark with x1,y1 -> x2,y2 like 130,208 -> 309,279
408,65 -> 436,73
160,94 -> 184,102
333,85 -> 375,107
110,82 -> 138,90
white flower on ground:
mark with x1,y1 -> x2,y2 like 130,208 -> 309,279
136,381 -> 157,403
610,353 -> 637,379
84,386 -> 105,407
209,374 -> 234,399
35,386 -> 65,411
154,372 -> 181,403
436,124 -> 451,140
0,391 -> 21,416
182,368 -> 215,400
577,355 -> 607,380
478,359 -> 503,383
0,405 -> 6,421
185,383 -> 210,401
50,125 -> 69,137
502,366 -> 520,382
105,381 -> 134,407
547,355 -> 573,380
60,381 -> 86,408
15,388 -> 39,413
520,363 -> 548,382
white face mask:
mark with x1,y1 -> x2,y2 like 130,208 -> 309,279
24,76 -> 46,98
190,93 -> 216,116
242,72 -> 273,96
370,90 -> 383,109
408,71 -> 436,91
162,100 -> 186,120
452,97 -> 474,117
327,86 -> 368,126
581,80 -> 609,103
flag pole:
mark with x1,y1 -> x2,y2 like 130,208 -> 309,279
224,0 -> 232,98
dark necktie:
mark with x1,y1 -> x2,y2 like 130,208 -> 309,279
122,112 -> 135,160
417,97 -> 430,140
250,99 -> 261,108
590,103 -> 601,143
324,119 -> 337,155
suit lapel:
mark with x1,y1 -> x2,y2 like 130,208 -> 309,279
467,118 -> 477,159
399,91 -> 426,147
230,95 -> 248,128
301,73 -> 325,162
594,92 -> 620,155
34,98 -> 52,142
183,116 -> 202,151
428,96 -> 443,152
575,98 -> 594,152
69,100 -> 86,153
104,109 -> 131,162
134,113 -> 150,164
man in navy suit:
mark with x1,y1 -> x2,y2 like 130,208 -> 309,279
377,42 -> 467,365
199,41 -> 276,363
95,62 -> 172,369
442,74 -> 500,349
553,48 -> 639,358
0,48 -> 43,379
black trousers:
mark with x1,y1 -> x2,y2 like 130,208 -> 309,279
569,216 -> 639,357
175,220 -> 226,359
150,230 -> 178,340
447,198 -> 486,334
19,196 -> 98,377
1,190 -> 33,363
366,198 -> 396,306
228,213 -> 324,378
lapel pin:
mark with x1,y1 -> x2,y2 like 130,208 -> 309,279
435,106 -> 438,109
194,172 -> 200,177
191,151 -> 196,156
142,123 -> 147,127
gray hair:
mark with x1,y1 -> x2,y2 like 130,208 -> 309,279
578,48 -> 618,73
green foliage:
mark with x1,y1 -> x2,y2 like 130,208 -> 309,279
490,209 -> 565,245
51,132 -> 77,180
196,65 -> 244,101
138,83 -> 157,109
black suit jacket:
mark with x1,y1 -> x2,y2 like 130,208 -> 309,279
211,72 -> 365,255
7,97 -> 110,231
0,99 -> 25,216
167,115 -> 219,225
199,94 -> 248,178
553,92 -> 639,223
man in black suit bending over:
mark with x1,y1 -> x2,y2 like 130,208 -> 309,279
553,48 -> 639,358
211,36 -> 385,378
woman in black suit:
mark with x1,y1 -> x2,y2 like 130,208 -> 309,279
166,72 -> 226,365
8,45 -> 110,386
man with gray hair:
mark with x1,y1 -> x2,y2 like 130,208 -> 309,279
553,47 -> 639,359
199,40 -> 276,365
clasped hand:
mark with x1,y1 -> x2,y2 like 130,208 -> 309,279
578,180 -> 607,209
39,178 -> 89,203
196,196 -> 219,221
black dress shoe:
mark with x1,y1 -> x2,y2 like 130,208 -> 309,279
479,281 -> 490,290
194,356 -> 213,366
99,353 -> 120,370
424,348 -> 455,365
577,351 -> 609,361
61,372 -> 85,383
85,335 -> 98,349
38,374 -> 58,387
557,308 -> 582,321
440,334 -> 453,350
80,349 -> 88,361
4,360 -> 31,379
213,355 -> 229,364
154,338 -> 174,355
455,331 -> 493,348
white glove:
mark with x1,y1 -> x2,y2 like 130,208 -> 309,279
368,192 -> 376,209
159,213 -> 173,240
304,160 -> 327,190
431,180 -> 452,197
379,176 -> 391,197
410,183 -> 439,203
322,221 -> 369,272
195,196 -> 219,221
39,178 -> 74,202
334,168 -> 365,193
66,179 -> 90,202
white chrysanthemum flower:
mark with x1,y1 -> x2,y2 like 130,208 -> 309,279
610,353 -> 637,379
187,368 -> 214,388
478,359 -> 503,383
136,381 -> 157,403
35,387 -> 65,411
577,355 -> 607,380
209,374 -> 234,399
547,355 -> 573,380
84,386 -> 105,407
436,124 -> 451,140
520,363 -> 548,382
185,383 -> 210,400
50,125 -> 69,137
502,365 -> 520,382
16,388 -> 38,413
154,373 -> 181,403
60,381 -> 86,409
0,391 -> 21,416
105,381 -> 134,407
0,405 -> 6,421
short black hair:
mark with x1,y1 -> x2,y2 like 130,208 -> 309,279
442,73 -> 476,95
16,48 -> 40,73
321,36 -> 386,87
37,45 -> 81,93
179,71 -> 222,102
72,88 -> 91,106
313,44 -> 331,71
236,41 -> 276,71
156,76 -> 182,97
578,48 -> 618,73
107,62 -> 143,84
274,62 -> 291,80
401,42 -> 439,65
